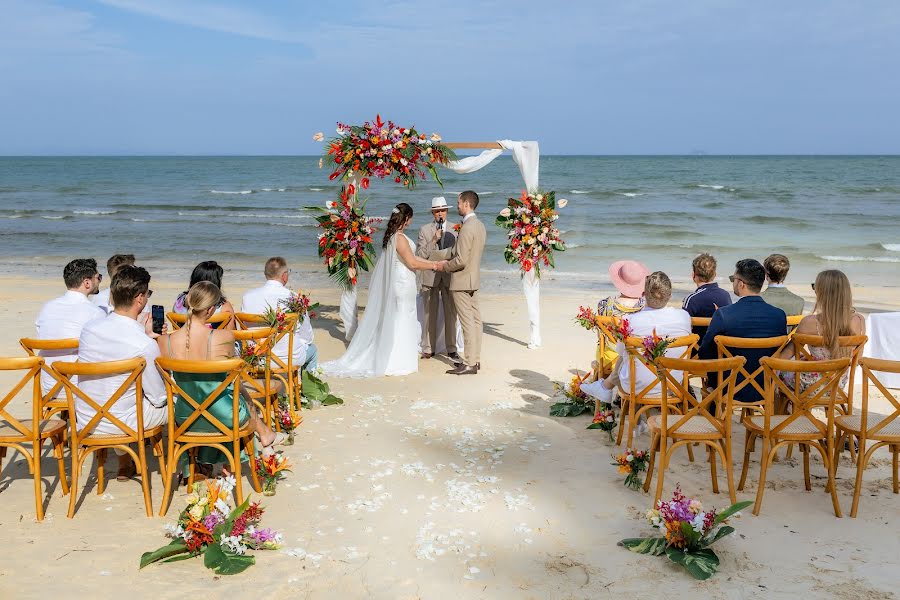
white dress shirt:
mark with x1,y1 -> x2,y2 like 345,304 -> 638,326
76,313 -> 168,434
617,306 -> 693,396
35,290 -> 106,397
241,280 -> 314,366
92,288 -> 150,315
463,212 -> 476,223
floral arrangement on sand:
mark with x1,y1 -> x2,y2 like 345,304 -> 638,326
255,452 -> 292,496
313,184 -> 378,289
587,405 -> 617,441
612,448 -> 649,489
619,485 -> 752,580
275,396 -> 303,445
316,115 -> 457,189
550,371 -> 593,417
140,477 -> 282,575
495,190 -> 566,276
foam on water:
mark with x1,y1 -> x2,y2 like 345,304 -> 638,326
73,210 -> 118,215
881,243 -> 900,252
569,190 -> 590,194
819,255 -> 900,263
209,189 -> 254,195
697,184 -> 724,189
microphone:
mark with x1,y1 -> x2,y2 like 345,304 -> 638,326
436,218 -> 444,249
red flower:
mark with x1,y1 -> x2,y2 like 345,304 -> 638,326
329,171 -> 340,180
394,177 -> 401,183
361,177 -> 369,189
511,237 -> 520,249
522,259 -> 533,272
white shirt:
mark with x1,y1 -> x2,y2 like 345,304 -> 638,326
462,212 -> 476,223
92,288 -> 150,315
617,306 -> 692,396
75,313 -> 167,434
241,280 -> 314,365
35,290 -> 106,397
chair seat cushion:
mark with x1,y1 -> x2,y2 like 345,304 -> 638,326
836,413 -> 900,439
648,414 -> 720,435
745,415 -> 824,435
0,418 -> 67,442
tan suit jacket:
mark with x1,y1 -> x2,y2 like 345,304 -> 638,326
416,221 -> 456,288
431,214 -> 486,291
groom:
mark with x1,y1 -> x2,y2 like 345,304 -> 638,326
432,191 -> 485,375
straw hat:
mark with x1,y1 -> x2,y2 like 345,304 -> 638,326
608,260 -> 649,297
431,197 -> 449,211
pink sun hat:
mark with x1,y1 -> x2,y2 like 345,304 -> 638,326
608,260 -> 649,298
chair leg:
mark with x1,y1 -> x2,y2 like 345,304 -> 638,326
67,450 -> 84,518
721,441 -> 736,504
753,438 -> 773,516
892,445 -> 898,494
820,441 -> 842,518
153,436 -> 167,487
32,447 -> 44,522
708,445 -> 719,494
158,445 -> 179,517
643,432 -> 659,494
686,441 -> 695,463
616,398 -> 628,446
137,442 -> 153,518
802,444 -> 811,491
849,438 -> 868,518
96,449 -> 107,495
626,400 -> 636,449
232,443 -> 244,506
654,444 -> 669,506
187,448 -> 197,487
53,434 -> 69,496
739,430 -> 753,492
244,437 -> 262,493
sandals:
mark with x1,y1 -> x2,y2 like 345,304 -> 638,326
259,431 -> 288,450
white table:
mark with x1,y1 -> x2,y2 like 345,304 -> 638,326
864,312 -> 900,388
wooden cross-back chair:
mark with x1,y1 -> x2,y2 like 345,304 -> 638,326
745,356 -> 850,517
714,335 -> 790,411
166,311 -> 234,331
790,334 -> 867,416
235,312 -> 302,410
591,316 -> 619,381
54,358 -> 165,518
690,317 -> 711,329
0,356 -> 69,521
155,357 -> 260,516
786,314 -> 804,332
644,355 -> 746,505
835,358 -> 900,517
617,334 -> 699,449
19,337 -> 80,422
232,327 -> 283,427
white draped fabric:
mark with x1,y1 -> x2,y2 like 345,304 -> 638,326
444,140 -> 543,348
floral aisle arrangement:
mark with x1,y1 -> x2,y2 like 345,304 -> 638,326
574,305 -> 599,331
275,396 -> 303,445
495,190 -> 566,276
613,319 -> 633,343
278,289 -> 319,320
238,339 -> 268,370
550,371 -> 593,417
300,369 -> 344,407
619,486 -> 752,580
587,406 -> 617,441
319,115 -> 457,189
641,329 -> 672,365
255,453 -> 292,496
140,477 -> 282,575
613,448 -> 649,489
314,184 -> 378,289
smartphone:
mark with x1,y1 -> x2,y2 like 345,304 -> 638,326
151,304 -> 165,335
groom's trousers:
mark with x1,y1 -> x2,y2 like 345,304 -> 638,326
451,289 -> 482,367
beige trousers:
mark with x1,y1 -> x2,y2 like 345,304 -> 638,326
421,284 -> 458,354
451,289 -> 482,367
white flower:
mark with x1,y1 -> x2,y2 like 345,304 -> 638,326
557,198 -> 568,208
536,194 -> 544,201
626,454 -> 634,462
606,416 -> 614,422
326,201 -> 337,209
499,207 -> 511,218
221,475 -> 237,493
312,132 -> 324,142
220,535 -> 247,555
215,499 -> 231,516
189,504 -> 205,520
400,158 -> 408,166
690,514 -> 706,533
430,133 -> 442,142
336,127 -> 345,136
185,493 -> 198,505
164,523 -> 185,539
318,158 -> 323,169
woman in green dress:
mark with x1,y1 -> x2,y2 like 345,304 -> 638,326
158,281 -> 283,475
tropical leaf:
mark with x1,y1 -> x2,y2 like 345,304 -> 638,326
203,541 -> 227,570
700,525 -> 735,548
321,394 -> 344,406
549,401 -> 590,417
139,539 -> 189,569
714,500 -> 753,524
214,554 -> 256,575
618,537 -> 667,556
665,547 -> 720,580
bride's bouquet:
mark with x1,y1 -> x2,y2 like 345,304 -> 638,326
314,184 -> 379,289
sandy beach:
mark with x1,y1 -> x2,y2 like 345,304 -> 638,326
1,274 -> 898,600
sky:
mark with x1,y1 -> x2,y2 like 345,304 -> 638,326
1,0 -> 899,155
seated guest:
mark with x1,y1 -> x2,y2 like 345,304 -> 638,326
761,253 -> 805,316
158,282 -> 282,472
583,271 -> 692,404
76,265 -> 168,480
699,259 -> 787,402
594,260 -> 648,373
172,261 -> 235,329
778,269 -> 865,392
242,257 -> 317,371
92,254 -> 145,315
35,258 -> 106,397
682,253 -> 732,341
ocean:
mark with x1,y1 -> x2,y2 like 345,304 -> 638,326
1,155 -> 898,292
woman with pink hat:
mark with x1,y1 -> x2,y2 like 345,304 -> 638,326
594,260 -> 649,372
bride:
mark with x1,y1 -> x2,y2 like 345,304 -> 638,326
322,202 -> 441,377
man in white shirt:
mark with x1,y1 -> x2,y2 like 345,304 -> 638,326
76,265 -> 168,479
241,257 -> 317,370
582,271 -> 692,402
35,258 -> 106,397
92,253 -> 149,315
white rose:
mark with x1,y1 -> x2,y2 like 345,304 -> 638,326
536,194 -> 544,201
499,207 -> 511,218
326,201 -> 337,209
312,132 -> 324,142
626,455 -> 634,462
336,127 -> 345,135
557,198 -> 568,208
430,133 -> 442,142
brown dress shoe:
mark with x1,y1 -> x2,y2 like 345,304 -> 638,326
421,352 -> 434,359
447,352 -> 462,362
446,364 -> 478,375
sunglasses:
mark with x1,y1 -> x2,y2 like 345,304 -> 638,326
811,283 -> 816,291
728,275 -> 744,284
144,289 -> 154,298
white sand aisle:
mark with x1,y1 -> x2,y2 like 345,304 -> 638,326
1,280 -> 898,599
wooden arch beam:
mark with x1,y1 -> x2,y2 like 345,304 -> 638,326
444,142 -> 503,150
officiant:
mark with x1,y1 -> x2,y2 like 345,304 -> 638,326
416,196 -> 461,361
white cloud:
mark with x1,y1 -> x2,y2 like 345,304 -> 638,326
0,0 -> 124,55
96,0 -> 303,43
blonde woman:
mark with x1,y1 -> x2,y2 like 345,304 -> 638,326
779,269 -> 865,392
158,282 -> 283,476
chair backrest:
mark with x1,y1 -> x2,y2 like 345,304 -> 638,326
791,334 -> 867,407
657,356 -> 745,437
234,312 -> 298,372
621,334 -> 699,400
690,317 -> 711,328
167,311 -> 234,330
759,356 -> 850,437
53,358 -> 147,441
859,357 -> 900,438
155,357 -> 245,440
19,337 -> 79,406
714,335 -> 790,405
0,356 -> 44,440
786,314 -> 803,327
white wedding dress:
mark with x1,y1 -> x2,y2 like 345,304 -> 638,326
321,233 -> 420,377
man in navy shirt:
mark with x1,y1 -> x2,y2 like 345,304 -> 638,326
682,253 -> 732,341
699,259 -> 787,402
